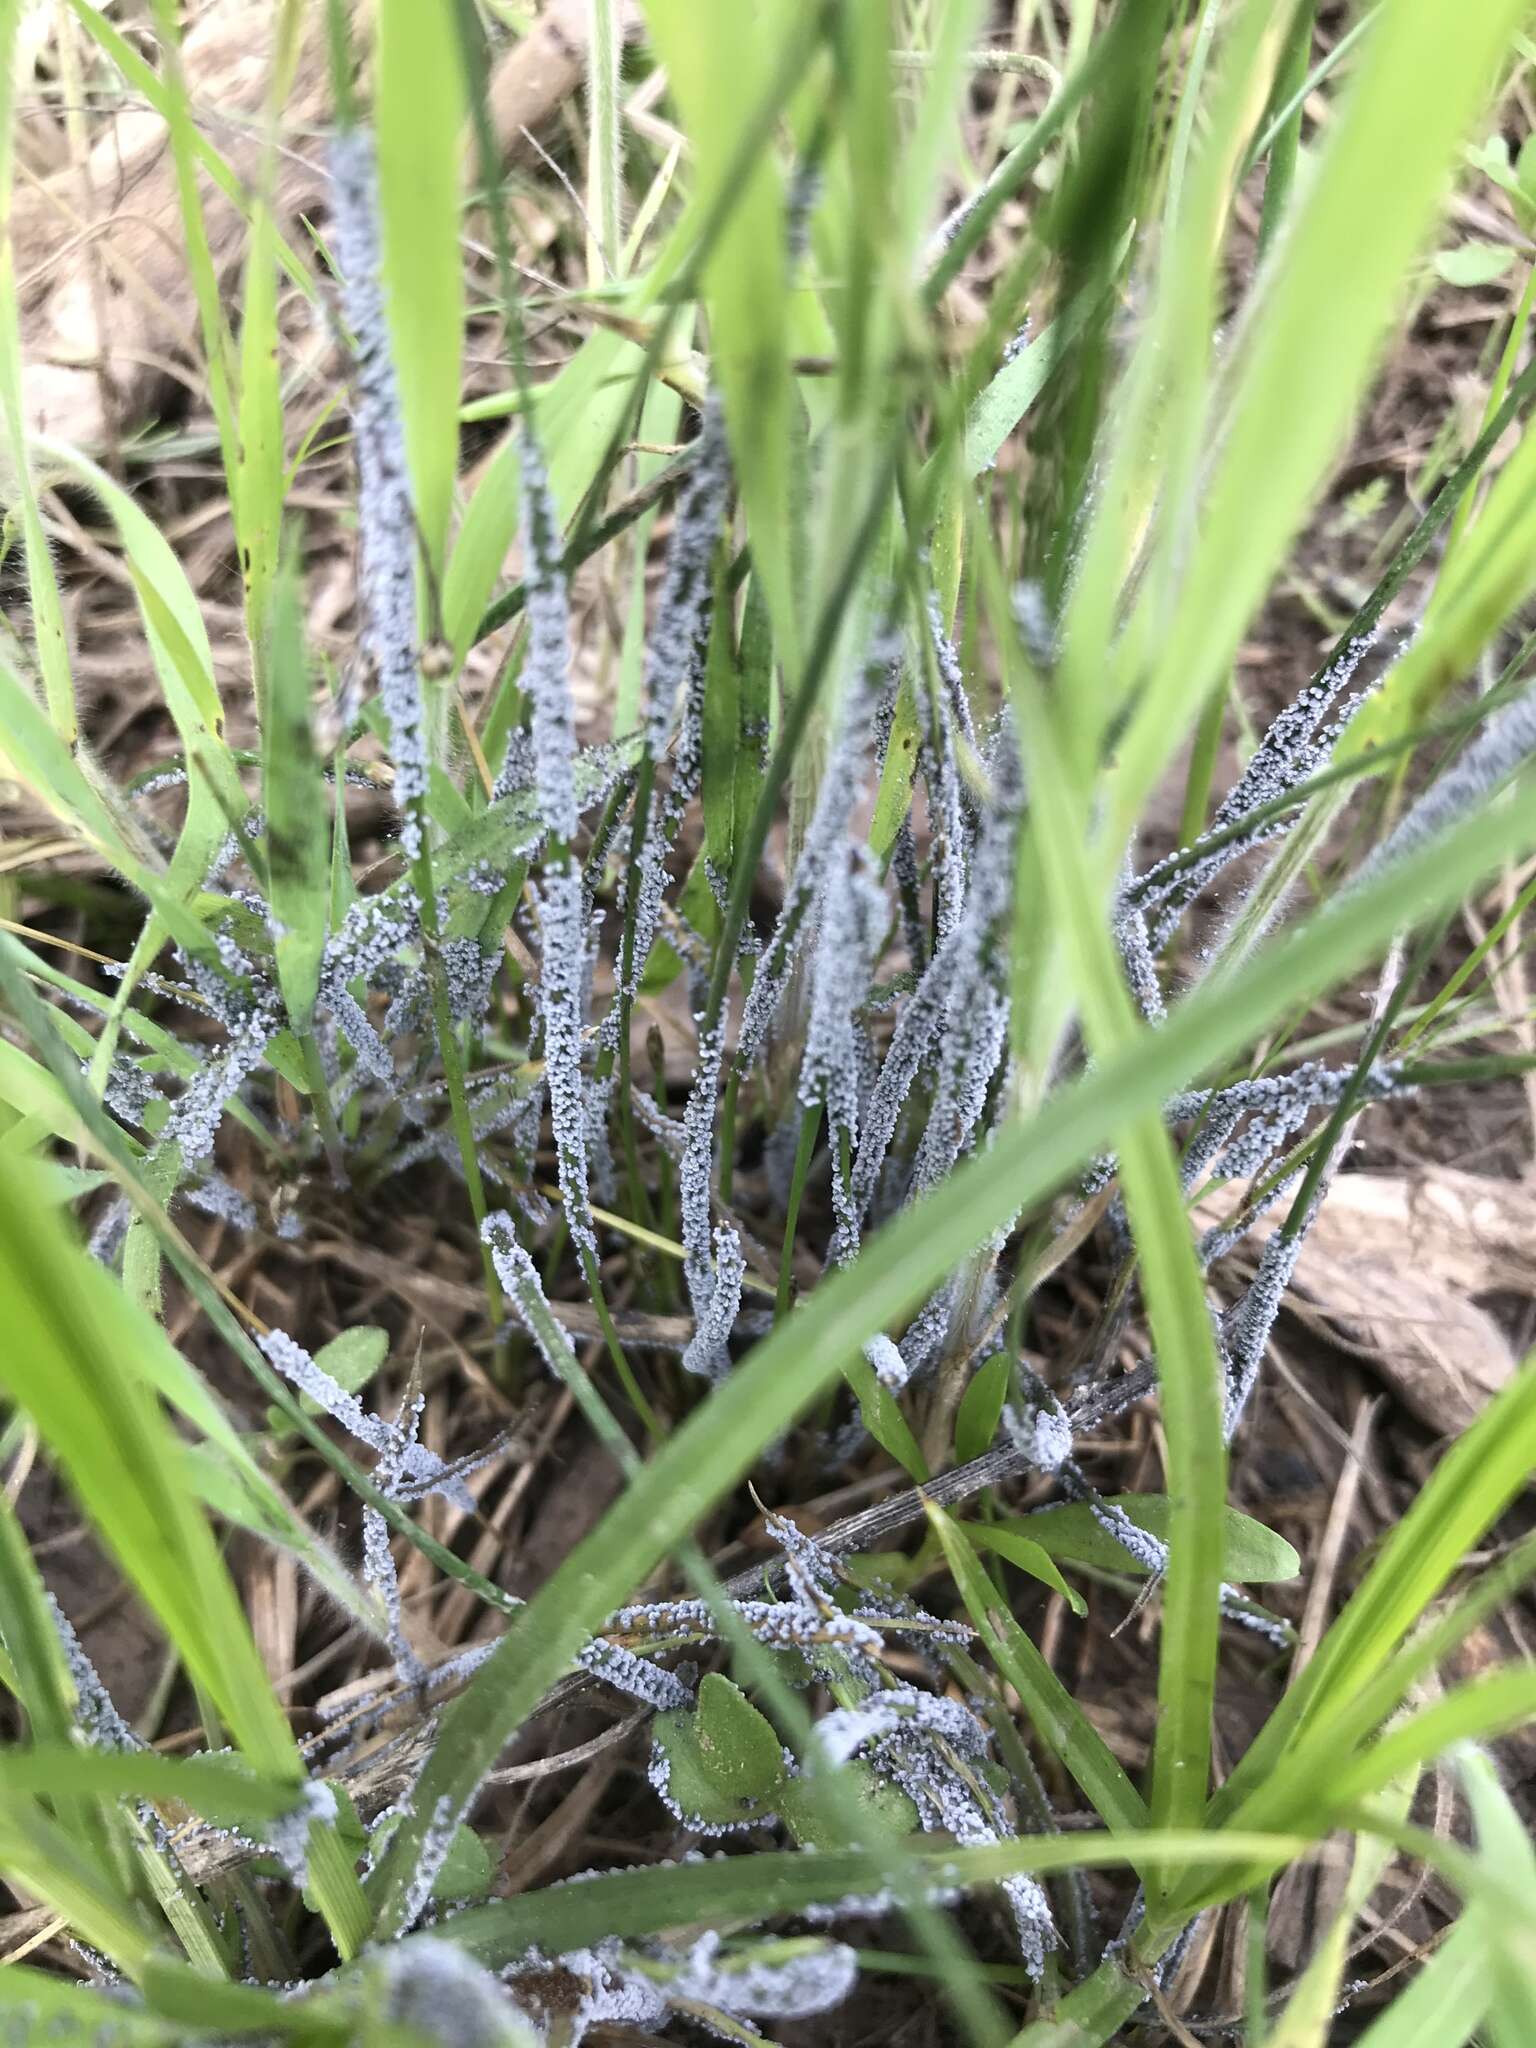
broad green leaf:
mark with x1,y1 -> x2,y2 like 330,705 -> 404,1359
953,1348 -> 1013,1464
375,0 -> 465,574
778,1763 -> 919,1850
694,1672 -> 787,1800
963,322 -> 1057,477
311,1325 -> 391,1403
1016,1497 -> 1301,1583
1434,242 -> 1517,286
962,1522 -> 1086,1616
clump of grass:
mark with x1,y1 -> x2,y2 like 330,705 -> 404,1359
3,4 -> 1536,2046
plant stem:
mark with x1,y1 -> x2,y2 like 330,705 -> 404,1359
297,1030 -> 348,1187
578,1245 -> 662,1440
1256,0 -> 1315,261
412,832 -> 504,1337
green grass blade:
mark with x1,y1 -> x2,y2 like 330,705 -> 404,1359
441,1831 -> 1312,1967
929,1503 -> 1148,1836
262,550 -> 330,1032
0,1160 -> 369,1957
1112,0 -> 1529,829
0,1795 -> 154,1975
144,0 -> 241,498
370,736 -> 1536,1935
375,0 -> 466,576
0,6 -> 75,738
1456,1747 -> 1536,2048
640,0 -> 801,677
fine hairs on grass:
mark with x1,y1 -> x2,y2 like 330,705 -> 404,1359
5,6 -> 1536,2047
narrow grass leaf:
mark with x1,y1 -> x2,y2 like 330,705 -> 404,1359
375,0 -> 466,574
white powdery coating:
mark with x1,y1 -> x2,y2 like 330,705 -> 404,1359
680,1018 -> 726,1304
374,1938 -> 518,2048
863,1333 -> 909,1392
363,1481 -> 426,1691
442,938 -> 498,1027
46,1595 -> 142,1751
734,636 -> 896,1075
843,1701 -> 1058,1978
1090,1496 -> 1168,1576
894,1284 -> 955,1387
577,1637 -> 695,1712
1221,1224 -> 1306,1438
670,1931 -> 859,2020
504,1942 -> 668,2045
165,993 -> 280,1165
847,942 -> 952,1223
1114,894 -> 1165,1026
1134,631 -> 1385,943
643,397 -> 731,758
811,1687 -> 986,1769
1354,680 -> 1536,894
611,1594 -> 884,1663
490,727 -> 536,807
606,416 -> 727,1004
646,1742 -> 769,1837
259,1328 -> 472,1510
680,1222 -> 745,1383
329,987 -> 394,1083
1181,1059 -> 1399,1191
537,869 -> 596,1258
396,1793 -> 471,1938
262,1779 -> 338,1892
88,1196 -> 131,1267
1026,1400 -> 1073,1475
925,685 -> 969,946
519,431 -> 578,846
926,593 -> 978,748
101,1053 -> 157,1127
328,129 -> 426,852
321,888 -> 420,994
765,1509 -> 841,1599
483,1214 -> 570,1381
800,847 -> 885,1145
182,1174 -> 258,1234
